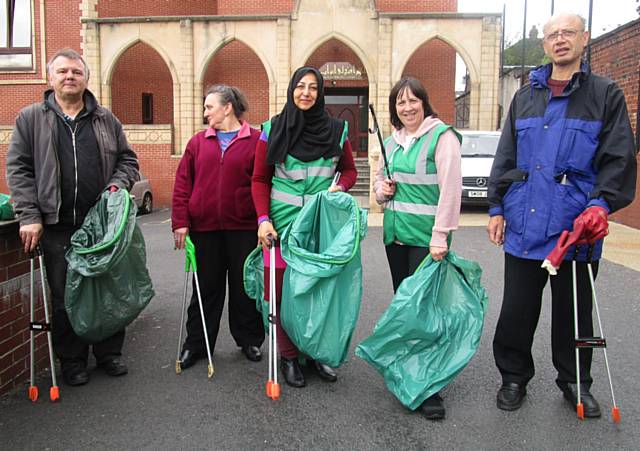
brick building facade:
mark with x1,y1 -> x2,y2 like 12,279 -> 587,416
590,18 -> 640,228
0,1 -> 504,394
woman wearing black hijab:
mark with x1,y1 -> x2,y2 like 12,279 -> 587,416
252,67 -> 357,388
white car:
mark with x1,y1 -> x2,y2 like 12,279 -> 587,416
460,131 -> 501,205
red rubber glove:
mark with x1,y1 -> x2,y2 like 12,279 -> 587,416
541,221 -> 587,275
108,185 -> 119,193
574,206 -> 608,244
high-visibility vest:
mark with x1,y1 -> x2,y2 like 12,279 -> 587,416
383,124 -> 461,247
262,120 -> 348,233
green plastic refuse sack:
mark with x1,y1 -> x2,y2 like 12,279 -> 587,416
280,191 -> 368,368
0,194 -> 14,220
355,252 -> 488,410
64,190 -> 155,343
243,245 -> 269,331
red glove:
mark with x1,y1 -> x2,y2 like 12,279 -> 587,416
574,206 -> 608,244
108,185 -> 119,193
541,221 -> 587,275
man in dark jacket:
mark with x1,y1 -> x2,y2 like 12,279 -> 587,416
487,13 -> 637,417
6,48 -> 140,386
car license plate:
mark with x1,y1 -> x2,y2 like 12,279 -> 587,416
468,191 -> 487,198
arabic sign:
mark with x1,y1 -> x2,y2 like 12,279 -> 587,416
319,62 -> 364,80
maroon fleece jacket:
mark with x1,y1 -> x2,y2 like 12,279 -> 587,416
172,121 -> 259,232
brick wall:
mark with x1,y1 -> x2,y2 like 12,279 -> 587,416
218,0 -> 294,15
0,1 -> 81,124
402,39 -> 457,125
376,0 -> 457,12
97,0 -> 216,17
0,222 -> 50,396
590,20 -> 640,228
135,143 -> 180,209
111,42 -> 174,125
203,40 -> 270,126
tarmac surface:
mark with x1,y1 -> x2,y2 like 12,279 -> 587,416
1,208 -> 639,450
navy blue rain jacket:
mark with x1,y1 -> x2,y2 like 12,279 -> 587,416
488,63 -> 637,262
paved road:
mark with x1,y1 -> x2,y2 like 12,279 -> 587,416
1,209 -> 639,450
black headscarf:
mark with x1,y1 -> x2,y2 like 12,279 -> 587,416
266,66 -> 345,165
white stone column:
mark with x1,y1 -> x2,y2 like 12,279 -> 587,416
478,16 -> 501,130
178,19 -> 195,154
80,0 -> 101,102
275,18 -> 292,115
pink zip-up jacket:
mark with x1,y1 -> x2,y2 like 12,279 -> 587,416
372,116 -> 462,248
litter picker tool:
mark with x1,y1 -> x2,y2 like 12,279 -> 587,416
571,245 -> 620,423
265,235 -> 281,400
28,245 -> 59,402
368,103 -> 392,180
175,236 -> 214,378
330,171 -> 341,190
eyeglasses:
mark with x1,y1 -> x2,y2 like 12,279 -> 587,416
544,28 -> 583,42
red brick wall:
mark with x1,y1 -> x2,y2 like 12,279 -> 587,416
0,223 -> 50,395
305,38 -> 369,89
591,21 -> 640,228
135,143 -> 180,209
402,39 -> 456,125
111,42 -> 174,125
376,0 -> 457,12
203,40 -> 270,126
217,0 -> 294,15
97,0 -> 216,17
0,1 -> 81,124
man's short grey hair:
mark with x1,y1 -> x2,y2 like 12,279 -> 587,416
46,48 -> 90,80
543,13 -> 587,35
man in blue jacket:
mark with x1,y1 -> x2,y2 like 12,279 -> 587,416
487,13 -> 637,417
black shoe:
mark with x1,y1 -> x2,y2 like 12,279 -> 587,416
497,382 -> 526,411
62,360 -> 89,386
241,345 -> 262,362
562,383 -> 601,418
419,393 -> 445,420
281,357 -> 306,388
313,360 -> 337,382
179,349 -> 204,369
98,357 -> 128,377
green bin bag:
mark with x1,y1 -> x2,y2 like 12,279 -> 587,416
280,191 -> 368,368
355,252 -> 488,410
0,194 -> 14,220
243,245 -> 269,331
64,190 -> 155,343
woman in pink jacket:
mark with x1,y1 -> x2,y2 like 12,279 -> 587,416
172,85 -> 264,369
372,76 -> 462,420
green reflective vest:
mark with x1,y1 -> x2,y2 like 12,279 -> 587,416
383,124 -> 461,247
262,120 -> 349,233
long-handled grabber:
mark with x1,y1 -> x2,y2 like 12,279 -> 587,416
176,236 -> 214,378
571,245 -> 621,422
265,235 -> 280,400
28,245 -> 59,402
368,103 -> 392,180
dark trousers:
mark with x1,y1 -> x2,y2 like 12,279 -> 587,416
493,253 -> 597,389
385,243 -> 430,293
263,262 -> 298,359
40,227 -> 125,365
183,230 -> 264,354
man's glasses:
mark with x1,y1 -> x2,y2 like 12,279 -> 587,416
544,28 -> 583,42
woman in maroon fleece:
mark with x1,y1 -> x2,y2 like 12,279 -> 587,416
172,85 -> 264,369
252,67 -> 357,387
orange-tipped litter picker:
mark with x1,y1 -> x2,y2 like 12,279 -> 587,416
175,236 -> 214,378
571,245 -> 620,423
28,246 -> 59,402
265,236 -> 280,400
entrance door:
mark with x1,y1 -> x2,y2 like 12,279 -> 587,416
324,88 -> 368,157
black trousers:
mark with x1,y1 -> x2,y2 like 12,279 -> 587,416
183,230 -> 264,354
493,253 -> 597,389
385,243 -> 429,293
40,227 -> 125,365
